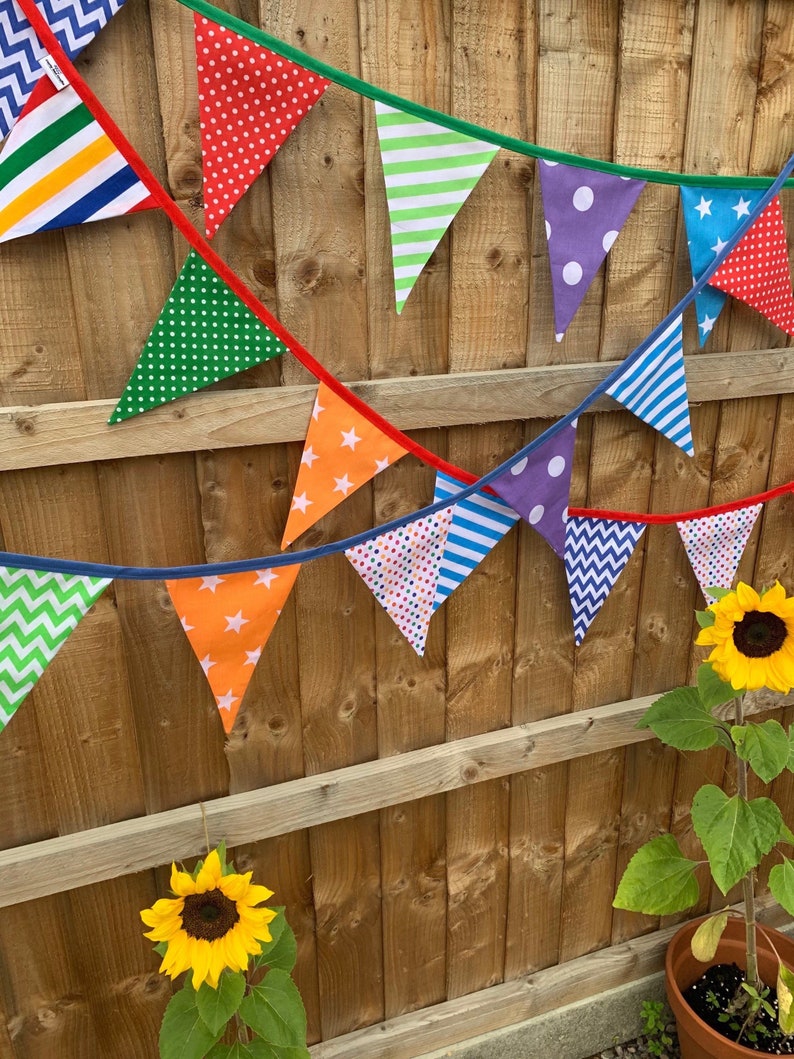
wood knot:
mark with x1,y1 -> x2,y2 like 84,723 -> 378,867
295,257 -> 322,293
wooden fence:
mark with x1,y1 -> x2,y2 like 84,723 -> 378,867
1,0 -> 793,1056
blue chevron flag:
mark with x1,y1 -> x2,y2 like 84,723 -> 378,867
564,515 -> 646,645
0,0 -> 127,141
432,471 -> 519,610
605,314 -> 694,457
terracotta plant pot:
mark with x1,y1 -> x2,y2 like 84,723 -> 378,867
665,915 -> 794,1058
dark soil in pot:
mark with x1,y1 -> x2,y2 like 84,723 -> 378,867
684,962 -> 794,1054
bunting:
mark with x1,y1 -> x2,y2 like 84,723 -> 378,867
194,14 -> 329,238
676,504 -> 762,601
0,0 -> 127,141
0,565 -> 110,733
109,249 -> 288,423
432,471 -> 519,609
374,101 -> 499,314
564,516 -> 646,645
345,507 -> 454,655
281,382 -> 409,548
680,185 -> 764,344
604,315 -> 694,456
489,420 -> 578,557
539,160 -> 645,339
0,76 -> 157,243
166,565 -> 301,733
708,196 -> 794,335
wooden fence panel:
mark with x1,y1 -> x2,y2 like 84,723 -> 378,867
1,0 -> 793,1056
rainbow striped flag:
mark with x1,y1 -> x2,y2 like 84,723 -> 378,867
0,74 -> 157,243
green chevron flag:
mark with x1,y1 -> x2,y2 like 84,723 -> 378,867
109,249 -> 288,423
0,566 -> 111,733
375,102 -> 499,313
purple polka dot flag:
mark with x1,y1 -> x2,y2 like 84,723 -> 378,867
564,516 -> 646,646
605,314 -> 694,457
539,160 -> 645,339
345,506 -> 454,656
489,420 -> 578,558
676,504 -> 762,602
680,185 -> 764,346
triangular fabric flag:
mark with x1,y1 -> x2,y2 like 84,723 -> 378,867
564,516 -> 646,645
0,0 -> 127,141
375,101 -> 499,314
707,196 -> 794,335
109,249 -> 288,423
166,564 -> 301,733
538,159 -> 645,339
0,565 -> 110,733
605,314 -> 694,456
676,503 -> 762,602
488,419 -> 578,558
0,76 -> 157,243
431,471 -> 520,610
281,382 -> 409,547
680,185 -> 764,344
194,14 -> 330,238
345,507 -> 454,656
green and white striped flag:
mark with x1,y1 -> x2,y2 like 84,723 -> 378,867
375,102 -> 499,314
0,566 -> 111,733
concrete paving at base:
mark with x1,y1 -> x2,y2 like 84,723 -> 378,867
415,971 -> 667,1059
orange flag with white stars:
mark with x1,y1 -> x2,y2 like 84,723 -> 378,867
166,565 -> 301,732
281,382 -> 409,548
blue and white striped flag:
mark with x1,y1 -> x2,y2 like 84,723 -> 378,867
564,515 -> 646,645
605,314 -> 694,457
432,472 -> 520,610
0,0 -> 127,141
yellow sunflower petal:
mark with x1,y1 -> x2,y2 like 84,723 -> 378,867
225,925 -> 253,969
190,939 -> 212,989
735,582 -> 761,611
170,864 -> 197,897
239,883 -> 275,908
140,897 -> 184,927
194,850 -> 223,894
218,872 -> 252,902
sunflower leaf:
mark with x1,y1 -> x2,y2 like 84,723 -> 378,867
247,1042 -> 310,1059
697,664 -> 737,710
196,971 -> 246,1036
153,941 -> 168,957
159,983 -> 223,1059
206,1044 -> 256,1059
769,858 -> 794,917
613,834 -> 700,915
239,969 -> 307,1047
705,586 -> 732,600
786,727 -> 794,773
690,911 -> 730,962
778,964 -> 794,1036
254,909 -> 297,973
691,785 -> 782,894
695,609 -> 716,628
731,721 -> 790,783
636,687 -> 722,750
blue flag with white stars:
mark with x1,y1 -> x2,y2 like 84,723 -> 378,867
680,185 -> 763,345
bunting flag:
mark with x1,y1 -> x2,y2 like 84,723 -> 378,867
680,185 -> 764,344
431,471 -> 519,610
0,565 -> 110,733
0,76 -> 157,243
539,160 -> 645,340
194,14 -> 330,238
281,382 -> 409,548
345,506 -> 454,656
166,564 -> 301,733
109,249 -> 288,423
604,314 -> 694,456
676,504 -> 762,601
564,516 -> 646,645
707,196 -> 794,335
374,101 -> 499,314
489,420 -> 578,558
0,0 -> 127,141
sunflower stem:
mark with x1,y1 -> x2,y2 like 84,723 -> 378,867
733,693 -> 761,991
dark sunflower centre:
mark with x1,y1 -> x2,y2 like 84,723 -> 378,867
733,610 -> 787,658
181,890 -> 239,941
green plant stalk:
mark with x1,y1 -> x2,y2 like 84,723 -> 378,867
734,694 -> 761,991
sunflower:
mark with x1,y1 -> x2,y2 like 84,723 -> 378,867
696,581 -> 794,694
140,849 -> 277,989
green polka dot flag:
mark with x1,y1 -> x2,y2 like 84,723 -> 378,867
109,249 -> 288,423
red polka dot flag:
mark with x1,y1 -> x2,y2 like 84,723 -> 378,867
708,195 -> 794,335
194,14 -> 330,238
